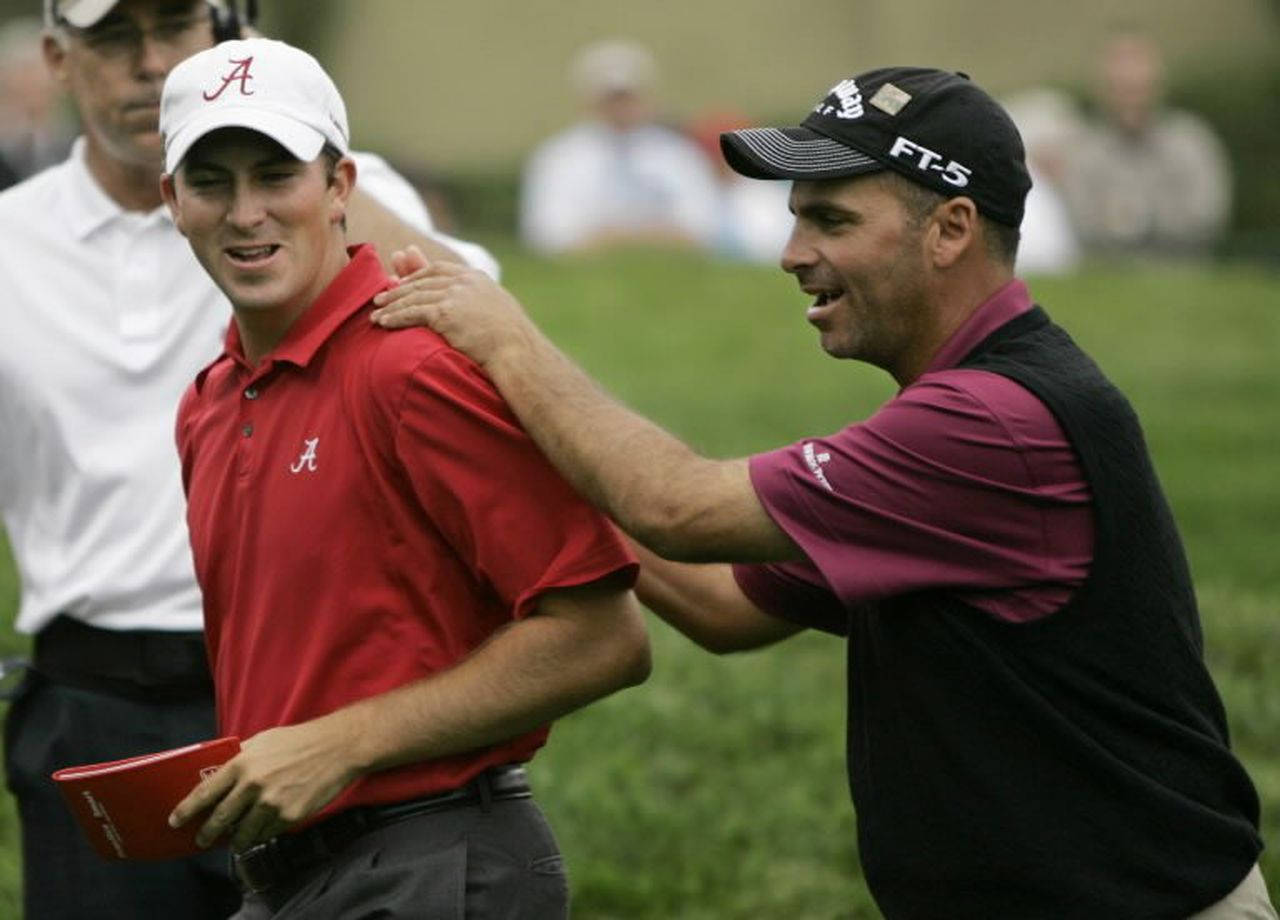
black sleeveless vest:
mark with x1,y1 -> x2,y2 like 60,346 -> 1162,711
846,307 -> 1261,918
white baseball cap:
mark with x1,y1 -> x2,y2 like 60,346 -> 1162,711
160,37 -> 349,174
43,0 -> 121,28
571,39 -> 656,99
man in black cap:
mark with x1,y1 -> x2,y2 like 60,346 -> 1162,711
372,68 -> 1275,918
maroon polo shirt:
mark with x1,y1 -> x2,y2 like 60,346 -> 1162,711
735,279 -> 1093,629
177,245 -> 637,817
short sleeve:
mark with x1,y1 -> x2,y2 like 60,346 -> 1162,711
732,560 -> 850,636
745,370 -> 1092,615
392,347 -> 637,617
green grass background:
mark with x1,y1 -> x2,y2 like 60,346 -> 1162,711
0,250 -> 1276,917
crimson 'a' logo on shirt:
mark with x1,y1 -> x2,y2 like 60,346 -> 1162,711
203,57 -> 255,101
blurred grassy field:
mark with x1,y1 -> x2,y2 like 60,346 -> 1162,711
0,250 -> 1277,917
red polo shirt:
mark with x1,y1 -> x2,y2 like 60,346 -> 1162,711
735,279 -> 1094,629
177,245 -> 637,816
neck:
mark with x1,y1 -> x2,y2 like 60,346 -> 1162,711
83,136 -> 165,212
893,263 -> 1015,387
236,241 -> 352,367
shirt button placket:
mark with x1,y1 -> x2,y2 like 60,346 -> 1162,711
238,383 -> 259,478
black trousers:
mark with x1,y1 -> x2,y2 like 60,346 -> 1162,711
233,796 -> 569,919
4,669 -> 241,919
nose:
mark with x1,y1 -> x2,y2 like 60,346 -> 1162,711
779,223 -> 814,275
226,185 -> 267,231
133,34 -> 183,81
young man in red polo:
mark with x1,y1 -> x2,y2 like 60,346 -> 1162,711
158,38 -> 650,918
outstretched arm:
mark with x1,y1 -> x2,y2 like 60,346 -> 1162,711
344,153 -> 499,278
370,255 -> 802,565
169,580 -> 649,849
346,186 -> 471,272
630,541 -> 802,653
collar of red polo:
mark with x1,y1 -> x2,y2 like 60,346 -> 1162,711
221,243 -> 392,369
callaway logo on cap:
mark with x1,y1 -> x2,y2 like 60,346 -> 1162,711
720,67 -> 1032,227
160,37 -> 349,174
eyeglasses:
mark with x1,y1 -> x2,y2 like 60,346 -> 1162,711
65,9 -> 212,60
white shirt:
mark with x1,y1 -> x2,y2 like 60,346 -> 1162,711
1014,164 -> 1080,276
714,175 -> 793,265
520,121 -> 720,254
352,151 -> 500,281
0,139 -> 497,635
1061,111 -> 1232,257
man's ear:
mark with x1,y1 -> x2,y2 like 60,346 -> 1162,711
42,32 -> 69,87
159,173 -> 187,236
328,156 -> 357,227
929,196 -> 979,269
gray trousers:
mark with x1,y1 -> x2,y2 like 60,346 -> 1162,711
232,795 -> 568,919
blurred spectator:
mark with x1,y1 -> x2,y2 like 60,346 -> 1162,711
0,17 -> 74,187
1001,87 -> 1082,275
1061,31 -> 1232,258
688,109 -> 793,265
520,39 -> 719,255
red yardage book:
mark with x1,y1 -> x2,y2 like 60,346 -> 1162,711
52,736 -> 240,860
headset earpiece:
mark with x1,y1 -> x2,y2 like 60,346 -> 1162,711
210,1 -> 243,43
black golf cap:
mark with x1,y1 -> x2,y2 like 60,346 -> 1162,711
721,67 -> 1031,227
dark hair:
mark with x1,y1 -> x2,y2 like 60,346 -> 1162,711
319,143 -> 344,185
319,143 -> 347,231
879,172 -> 1020,266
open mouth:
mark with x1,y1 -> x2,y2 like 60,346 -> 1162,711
807,286 -> 846,310
803,285 -> 846,328
225,244 -> 280,267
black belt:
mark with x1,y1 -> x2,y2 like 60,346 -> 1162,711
33,614 -> 212,702
232,765 -> 532,897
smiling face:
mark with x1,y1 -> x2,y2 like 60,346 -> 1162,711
162,128 -> 354,357
781,173 -> 935,379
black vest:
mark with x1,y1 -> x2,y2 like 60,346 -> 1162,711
846,307 -> 1260,918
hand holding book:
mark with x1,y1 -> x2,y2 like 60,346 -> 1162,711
52,737 -> 240,860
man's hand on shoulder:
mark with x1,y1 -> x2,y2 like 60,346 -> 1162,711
371,246 -> 538,372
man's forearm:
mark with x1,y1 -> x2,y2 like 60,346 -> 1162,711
483,331 -> 704,553
335,584 -> 650,774
482,325 -> 788,563
631,542 -> 802,653
171,584 -> 649,848
347,186 -> 469,271
370,262 -> 800,563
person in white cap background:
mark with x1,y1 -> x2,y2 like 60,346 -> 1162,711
519,38 -> 720,255
0,2 -> 497,917
158,37 -> 649,918
375,67 -> 1275,918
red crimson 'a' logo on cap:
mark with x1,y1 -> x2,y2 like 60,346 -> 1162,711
203,57 -> 255,101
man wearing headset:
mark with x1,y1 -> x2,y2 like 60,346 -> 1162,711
0,2 -> 497,916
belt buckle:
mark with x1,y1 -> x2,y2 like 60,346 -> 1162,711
232,839 -> 284,895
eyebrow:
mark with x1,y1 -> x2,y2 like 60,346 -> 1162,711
790,199 -> 863,222
181,154 -> 301,175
